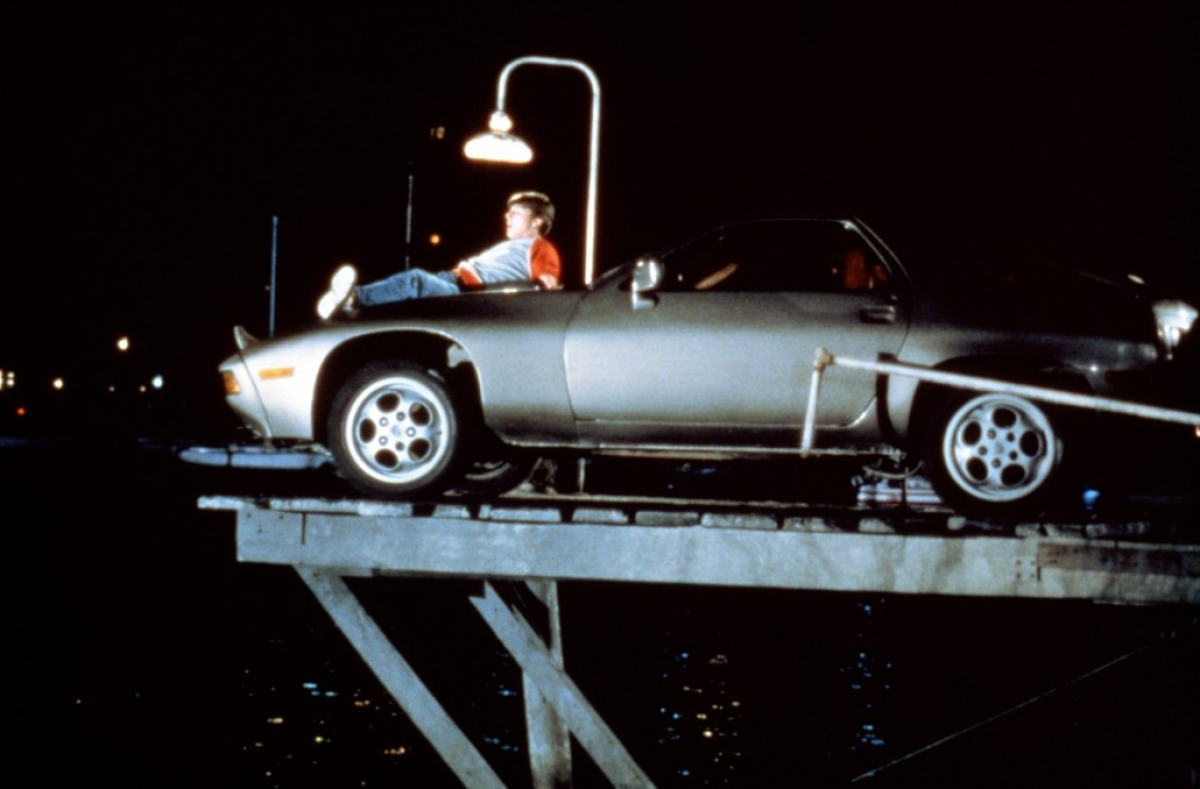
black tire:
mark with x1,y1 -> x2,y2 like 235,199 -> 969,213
327,362 -> 461,498
921,390 -> 1066,515
453,455 -> 539,497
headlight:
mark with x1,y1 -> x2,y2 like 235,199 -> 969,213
1152,299 -> 1198,359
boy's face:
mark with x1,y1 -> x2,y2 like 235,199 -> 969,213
505,204 -> 540,239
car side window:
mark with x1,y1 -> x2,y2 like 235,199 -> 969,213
661,221 -> 889,294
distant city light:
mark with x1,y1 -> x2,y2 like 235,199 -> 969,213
52,377 -> 64,390
116,336 -> 130,352
151,374 -> 164,390
429,126 -> 445,140
0,369 -> 11,390
16,406 -> 26,417
429,233 -> 441,246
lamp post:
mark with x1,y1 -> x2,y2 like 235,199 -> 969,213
464,56 -> 601,284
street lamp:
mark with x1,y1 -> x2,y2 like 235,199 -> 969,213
464,56 -> 601,284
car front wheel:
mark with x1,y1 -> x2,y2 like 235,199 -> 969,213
922,391 -> 1065,514
327,363 -> 461,498
454,455 -> 539,497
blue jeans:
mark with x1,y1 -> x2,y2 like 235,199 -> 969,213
355,269 -> 462,307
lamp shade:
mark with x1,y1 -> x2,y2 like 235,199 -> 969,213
463,132 -> 533,164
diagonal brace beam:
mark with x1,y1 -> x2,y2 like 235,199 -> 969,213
296,567 -> 505,789
471,582 -> 656,788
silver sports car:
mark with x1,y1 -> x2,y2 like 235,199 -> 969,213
218,217 -> 1198,514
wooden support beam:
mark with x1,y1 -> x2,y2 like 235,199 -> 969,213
472,582 -> 656,788
295,567 -> 505,788
221,506 -> 1200,605
522,581 -> 572,788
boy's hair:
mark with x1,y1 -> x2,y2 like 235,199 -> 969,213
508,191 -> 555,235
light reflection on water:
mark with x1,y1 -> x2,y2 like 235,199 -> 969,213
655,647 -> 743,783
220,587 -> 1199,787
841,598 -> 893,754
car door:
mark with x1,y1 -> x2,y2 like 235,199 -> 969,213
563,219 -> 911,447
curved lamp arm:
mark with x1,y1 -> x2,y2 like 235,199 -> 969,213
465,56 -> 601,284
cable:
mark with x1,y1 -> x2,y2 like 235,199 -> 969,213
851,617 -> 1198,782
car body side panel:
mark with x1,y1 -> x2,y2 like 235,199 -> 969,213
430,292 -> 582,441
223,329 -> 350,439
880,325 -> 1162,443
563,284 -> 910,447
223,293 -> 582,441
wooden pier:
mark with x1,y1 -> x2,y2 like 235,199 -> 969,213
201,493 -> 1199,787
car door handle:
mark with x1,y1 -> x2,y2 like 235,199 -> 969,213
859,305 -> 897,324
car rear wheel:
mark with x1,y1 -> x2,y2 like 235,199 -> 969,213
922,391 -> 1064,514
327,362 -> 461,498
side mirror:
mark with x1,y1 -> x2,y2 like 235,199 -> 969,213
631,255 -> 663,310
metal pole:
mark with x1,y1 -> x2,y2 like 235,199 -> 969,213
269,215 -> 278,337
494,56 -> 601,284
405,162 -> 414,270
800,347 -> 833,453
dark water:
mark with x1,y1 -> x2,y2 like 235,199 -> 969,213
5,439 -> 1198,787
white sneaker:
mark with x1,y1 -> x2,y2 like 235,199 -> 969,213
317,264 -> 357,320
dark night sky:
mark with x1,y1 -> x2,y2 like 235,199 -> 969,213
3,3 -> 1197,394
